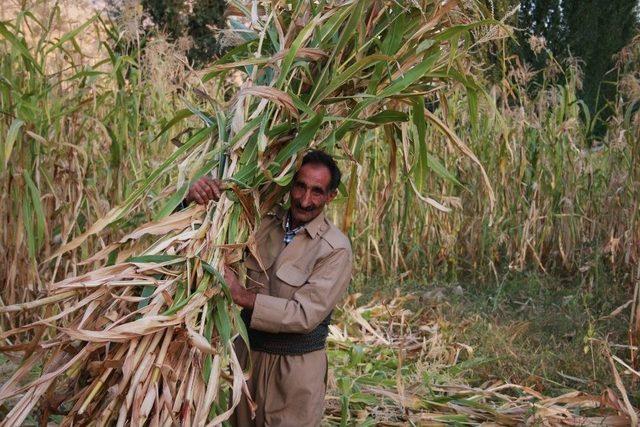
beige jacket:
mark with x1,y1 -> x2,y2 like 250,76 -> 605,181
244,206 -> 353,334
230,207 -> 353,426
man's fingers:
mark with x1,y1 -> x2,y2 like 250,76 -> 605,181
198,187 -> 211,203
193,191 -> 204,205
223,265 -> 233,278
205,180 -> 221,201
187,177 -> 225,205
224,265 -> 238,284
199,181 -> 215,201
198,181 -> 212,201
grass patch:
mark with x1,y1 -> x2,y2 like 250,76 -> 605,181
325,271 -> 637,425
349,270 -> 634,399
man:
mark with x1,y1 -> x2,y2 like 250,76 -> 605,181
185,150 -> 353,426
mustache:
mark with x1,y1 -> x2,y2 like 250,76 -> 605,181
293,202 -> 317,212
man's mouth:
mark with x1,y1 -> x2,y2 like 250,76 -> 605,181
294,203 -> 316,213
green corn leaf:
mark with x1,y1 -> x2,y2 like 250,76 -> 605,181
310,54 -> 392,107
3,118 -> 24,169
378,50 -> 441,98
154,183 -> 189,220
45,15 -> 97,53
151,108 -> 193,142
127,255 -> 184,263
411,97 -> 428,191
349,393 -> 378,405
275,13 -> 324,89
22,172 -> 46,251
427,153 -> 461,187
22,196 -> 35,260
214,299 -> 232,345
365,110 -> 409,126
273,110 -> 324,167
0,22 -> 43,74
231,307 -> 251,355
136,283 -> 156,311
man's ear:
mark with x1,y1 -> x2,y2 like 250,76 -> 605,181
326,189 -> 338,203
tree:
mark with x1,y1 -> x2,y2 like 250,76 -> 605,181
519,0 -> 566,70
563,0 -> 638,117
518,0 -> 639,134
141,0 -> 226,67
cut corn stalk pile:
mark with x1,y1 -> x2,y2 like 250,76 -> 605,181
0,0 -> 503,424
325,294 -> 639,426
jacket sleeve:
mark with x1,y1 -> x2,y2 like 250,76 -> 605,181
249,247 -> 352,334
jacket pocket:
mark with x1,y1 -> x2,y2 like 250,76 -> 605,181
244,253 -> 262,271
275,263 -> 309,287
244,254 -> 269,290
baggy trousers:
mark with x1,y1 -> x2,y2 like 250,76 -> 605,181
230,338 -> 328,427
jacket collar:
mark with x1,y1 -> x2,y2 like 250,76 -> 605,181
302,210 -> 326,239
273,205 -> 326,239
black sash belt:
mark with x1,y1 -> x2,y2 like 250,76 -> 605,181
240,309 -> 331,355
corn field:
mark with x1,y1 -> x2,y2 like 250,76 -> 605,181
1,0 -> 639,425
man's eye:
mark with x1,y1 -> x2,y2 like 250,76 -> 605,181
312,189 -> 324,196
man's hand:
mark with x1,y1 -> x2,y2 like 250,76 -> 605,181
186,177 -> 223,205
224,266 -> 256,309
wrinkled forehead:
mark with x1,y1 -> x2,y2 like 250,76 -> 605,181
293,163 -> 332,190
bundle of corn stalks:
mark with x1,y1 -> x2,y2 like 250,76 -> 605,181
0,0 -> 499,424
0,0 -> 195,319
326,294 -> 639,426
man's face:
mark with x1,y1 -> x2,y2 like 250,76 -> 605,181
289,163 -> 337,226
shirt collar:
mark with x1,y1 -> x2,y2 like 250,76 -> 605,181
275,205 -> 327,239
284,212 -> 303,234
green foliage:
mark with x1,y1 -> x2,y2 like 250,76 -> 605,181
0,2 -> 496,424
1,1 -> 639,424
519,0 -> 566,63
325,272 -> 636,424
0,4 -> 194,315
518,0 -> 639,134
141,0 -> 226,67
563,1 -> 638,126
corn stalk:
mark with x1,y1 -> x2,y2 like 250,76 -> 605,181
0,0 -> 497,424
0,1 -> 191,324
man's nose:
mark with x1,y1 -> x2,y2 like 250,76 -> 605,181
300,190 -> 313,207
